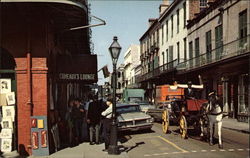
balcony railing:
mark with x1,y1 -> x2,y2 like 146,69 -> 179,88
138,59 -> 178,82
177,35 -> 250,71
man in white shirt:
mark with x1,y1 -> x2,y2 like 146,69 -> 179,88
101,98 -> 113,152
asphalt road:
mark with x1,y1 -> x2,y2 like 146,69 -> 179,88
119,123 -> 250,158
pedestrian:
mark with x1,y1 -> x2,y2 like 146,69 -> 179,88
71,98 -> 85,145
65,98 -> 74,147
101,98 -> 113,152
87,95 -> 102,145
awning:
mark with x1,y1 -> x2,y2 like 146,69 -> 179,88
0,0 -> 87,11
56,54 -> 98,83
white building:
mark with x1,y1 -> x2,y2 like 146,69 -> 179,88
123,44 -> 140,88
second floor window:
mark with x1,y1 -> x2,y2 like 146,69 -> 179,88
166,20 -> 168,42
177,42 -> 180,63
161,25 -> 164,45
183,38 -> 187,61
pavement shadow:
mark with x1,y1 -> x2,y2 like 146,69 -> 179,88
118,129 -> 155,144
118,142 -> 145,153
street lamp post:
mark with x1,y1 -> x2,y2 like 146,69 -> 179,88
108,36 -> 121,155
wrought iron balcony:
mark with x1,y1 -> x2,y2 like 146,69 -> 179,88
177,35 -> 250,71
137,59 -> 178,82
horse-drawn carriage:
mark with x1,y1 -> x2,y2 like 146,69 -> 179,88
160,83 -> 208,139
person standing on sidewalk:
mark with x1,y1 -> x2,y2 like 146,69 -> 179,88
101,98 -> 113,152
72,98 -> 85,145
65,98 -> 74,147
87,95 -> 102,145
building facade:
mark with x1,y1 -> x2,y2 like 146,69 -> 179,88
139,0 -> 205,103
123,45 -> 140,88
181,0 -> 250,121
138,0 -> 249,122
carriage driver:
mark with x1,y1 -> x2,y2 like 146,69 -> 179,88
177,75 -> 204,99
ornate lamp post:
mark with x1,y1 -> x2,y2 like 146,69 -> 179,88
108,36 -> 121,155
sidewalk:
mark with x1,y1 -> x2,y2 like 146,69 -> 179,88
1,142 -> 129,158
222,118 -> 250,134
2,119 -> 249,158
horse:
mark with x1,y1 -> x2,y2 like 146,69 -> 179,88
200,91 -> 223,149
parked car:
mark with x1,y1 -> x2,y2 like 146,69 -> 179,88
116,103 -> 154,131
138,102 -> 155,113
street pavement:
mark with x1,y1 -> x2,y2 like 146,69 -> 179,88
2,118 -> 249,158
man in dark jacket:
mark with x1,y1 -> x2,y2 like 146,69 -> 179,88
87,95 -> 102,145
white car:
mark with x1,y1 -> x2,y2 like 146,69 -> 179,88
117,103 -> 154,131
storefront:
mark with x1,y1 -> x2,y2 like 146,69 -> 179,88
0,0 -> 96,156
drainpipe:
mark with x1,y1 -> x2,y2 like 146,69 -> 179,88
26,21 -> 33,154
27,24 -> 33,116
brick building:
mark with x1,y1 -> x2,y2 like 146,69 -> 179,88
0,0 -> 97,156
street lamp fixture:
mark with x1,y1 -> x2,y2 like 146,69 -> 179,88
108,36 -> 121,155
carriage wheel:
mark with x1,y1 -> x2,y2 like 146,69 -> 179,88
162,110 -> 169,134
179,115 -> 187,139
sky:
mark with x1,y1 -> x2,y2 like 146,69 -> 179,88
89,0 -> 162,85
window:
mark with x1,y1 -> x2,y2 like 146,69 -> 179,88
177,42 -> 180,63
162,51 -> 165,65
206,30 -> 212,62
200,0 -> 207,11
166,49 -> 169,64
215,25 -> 223,59
171,15 -> 173,38
195,38 -> 200,66
189,41 -> 193,67
183,38 -> 187,61
177,9 -> 179,33
200,0 -> 207,7
169,46 -> 174,68
161,25 -> 164,45
239,10 -> 247,47
166,20 -> 168,42
183,2 -> 186,28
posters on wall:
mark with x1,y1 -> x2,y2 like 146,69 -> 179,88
0,78 -> 15,153
2,106 -> 15,122
0,79 -> 11,94
1,138 -> 12,152
6,92 -> 15,105
0,129 -> 12,139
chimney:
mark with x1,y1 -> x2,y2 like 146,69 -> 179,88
159,0 -> 170,15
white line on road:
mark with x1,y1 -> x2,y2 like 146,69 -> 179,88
201,150 -> 207,152
228,149 -> 235,151
152,153 -> 161,156
246,148 -> 250,151
191,150 -> 197,152
237,149 -> 244,151
211,150 -> 216,152
220,149 -> 226,151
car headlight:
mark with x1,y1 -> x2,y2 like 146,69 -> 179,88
147,117 -> 154,123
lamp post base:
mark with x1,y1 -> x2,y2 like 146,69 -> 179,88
108,145 -> 120,155
108,121 -> 120,155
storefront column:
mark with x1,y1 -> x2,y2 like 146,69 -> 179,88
222,77 -> 229,114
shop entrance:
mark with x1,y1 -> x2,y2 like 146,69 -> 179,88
0,47 -> 17,153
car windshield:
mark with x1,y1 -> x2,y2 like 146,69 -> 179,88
117,105 -> 141,114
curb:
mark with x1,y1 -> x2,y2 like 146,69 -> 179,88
222,127 -> 250,134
